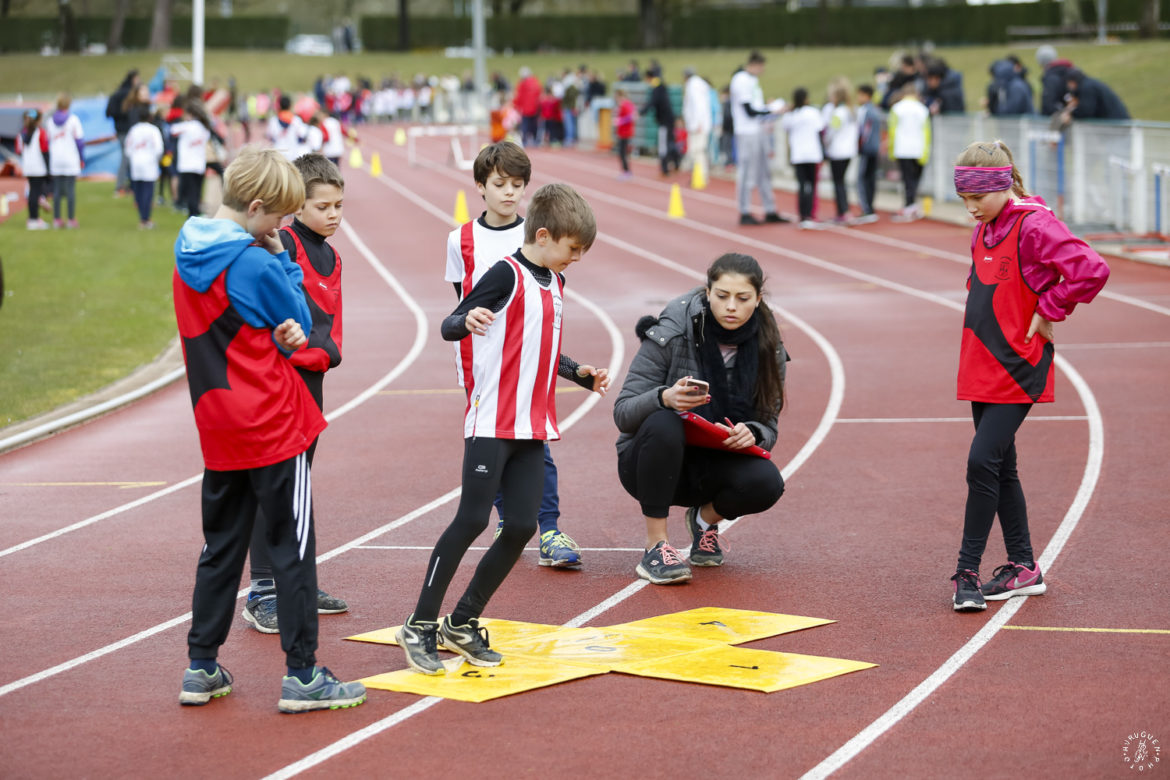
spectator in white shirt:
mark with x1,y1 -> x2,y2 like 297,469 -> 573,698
682,67 -> 712,175
887,84 -> 931,221
729,51 -> 787,225
779,87 -> 825,228
822,78 -> 859,223
125,112 -> 165,228
46,93 -> 86,228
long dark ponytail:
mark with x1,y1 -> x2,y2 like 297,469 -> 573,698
706,253 -> 785,414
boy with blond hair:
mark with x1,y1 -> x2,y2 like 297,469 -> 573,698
400,183 -> 611,674
173,147 -> 365,713
445,141 -> 584,568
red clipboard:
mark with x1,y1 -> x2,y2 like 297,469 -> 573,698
677,411 -> 772,459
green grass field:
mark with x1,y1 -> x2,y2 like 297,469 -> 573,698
3,41 -> 1169,122
0,181 -> 185,427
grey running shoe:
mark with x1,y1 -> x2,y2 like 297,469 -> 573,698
317,589 -> 349,614
179,664 -> 233,706
242,595 -> 279,633
951,569 -> 987,612
396,614 -> 446,675
685,506 -> 725,567
636,541 -> 692,585
277,666 -> 367,713
439,616 -> 503,667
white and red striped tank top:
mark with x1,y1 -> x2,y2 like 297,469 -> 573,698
463,256 -> 563,441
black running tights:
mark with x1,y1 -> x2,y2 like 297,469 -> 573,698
414,438 -> 544,624
957,402 -> 1036,572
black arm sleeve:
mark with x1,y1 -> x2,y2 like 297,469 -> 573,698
439,261 -> 515,341
558,355 -> 595,390
742,102 -> 770,118
452,281 -> 462,300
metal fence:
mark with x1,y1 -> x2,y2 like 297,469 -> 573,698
918,114 -> 1170,237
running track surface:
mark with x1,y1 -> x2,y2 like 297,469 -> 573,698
1,127 -> 1168,780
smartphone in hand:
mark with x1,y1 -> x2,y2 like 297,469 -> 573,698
685,378 -> 709,396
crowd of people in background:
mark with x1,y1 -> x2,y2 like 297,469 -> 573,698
12,46 -> 1132,232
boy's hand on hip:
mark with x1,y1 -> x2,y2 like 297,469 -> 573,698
274,319 -> 307,351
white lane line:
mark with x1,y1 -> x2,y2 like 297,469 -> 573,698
800,353 -> 1104,780
543,147 -> 1170,318
837,416 -> 1088,423
262,135 -> 848,780
0,160 -> 623,703
0,218 -> 431,696
0,222 -> 427,562
0,367 -> 187,454
356,545 -> 649,552
400,138 -> 1107,780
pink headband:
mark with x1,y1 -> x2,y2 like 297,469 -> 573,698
954,165 -> 1013,193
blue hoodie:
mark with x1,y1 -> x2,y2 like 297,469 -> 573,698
174,217 -> 311,351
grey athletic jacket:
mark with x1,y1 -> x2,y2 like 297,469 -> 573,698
612,287 -> 785,459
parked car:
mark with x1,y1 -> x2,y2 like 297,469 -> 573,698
285,35 -> 334,57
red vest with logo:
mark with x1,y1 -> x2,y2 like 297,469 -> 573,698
173,268 -> 326,471
281,225 -> 343,373
957,210 -> 1055,404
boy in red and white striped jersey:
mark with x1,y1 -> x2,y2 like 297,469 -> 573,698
398,183 -> 611,674
445,141 -> 585,569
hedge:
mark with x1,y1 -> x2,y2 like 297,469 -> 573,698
0,16 -> 289,53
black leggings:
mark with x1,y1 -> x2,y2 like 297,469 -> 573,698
957,402 -> 1036,572
27,176 -> 49,221
617,409 -> 784,521
794,163 -> 818,221
829,158 -> 851,217
414,438 -> 544,623
898,158 -> 923,206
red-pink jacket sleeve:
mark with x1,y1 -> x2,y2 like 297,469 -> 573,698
1020,208 -> 1110,322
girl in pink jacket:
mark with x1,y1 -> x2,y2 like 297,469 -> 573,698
949,139 -> 1109,612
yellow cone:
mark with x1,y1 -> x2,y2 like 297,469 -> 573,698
668,183 -> 686,219
922,196 -> 933,217
453,190 -> 471,224
0,194 -> 8,218
394,127 -> 407,146
691,159 -> 707,191
370,152 -> 383,178
349,146 -> 363,169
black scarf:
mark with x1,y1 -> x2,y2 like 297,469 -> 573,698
695,298 -> 759,424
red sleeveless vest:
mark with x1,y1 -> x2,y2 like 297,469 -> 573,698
957,210 -> 1055,404
282,225 -> 343,373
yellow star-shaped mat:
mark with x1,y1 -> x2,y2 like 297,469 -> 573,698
346,607 -> 876,703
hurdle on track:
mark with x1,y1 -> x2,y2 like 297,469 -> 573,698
405,124 -> 480,171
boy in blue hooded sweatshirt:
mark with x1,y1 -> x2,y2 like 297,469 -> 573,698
172,146 -> 365,714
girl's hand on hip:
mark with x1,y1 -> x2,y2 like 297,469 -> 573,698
1025,312 -> 1054,344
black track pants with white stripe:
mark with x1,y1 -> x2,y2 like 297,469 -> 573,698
188,451 -> 319,669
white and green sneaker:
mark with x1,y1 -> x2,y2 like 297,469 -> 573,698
277,667 -> 367,713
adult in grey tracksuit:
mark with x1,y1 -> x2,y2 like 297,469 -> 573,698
613,253 -> 786,585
